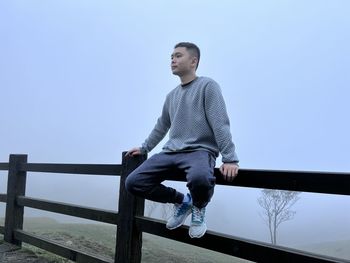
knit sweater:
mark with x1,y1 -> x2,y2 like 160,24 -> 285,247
141,76 -> 239,163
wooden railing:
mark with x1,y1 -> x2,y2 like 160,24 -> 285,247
0,153 -> 349,263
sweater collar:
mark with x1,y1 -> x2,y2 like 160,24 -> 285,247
181,77 -> 198,87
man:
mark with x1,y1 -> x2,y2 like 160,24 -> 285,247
125,42 -> 239,238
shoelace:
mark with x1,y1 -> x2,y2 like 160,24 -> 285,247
192,207 -> 205,223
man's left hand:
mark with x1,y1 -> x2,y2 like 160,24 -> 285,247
220,163 -> 239,182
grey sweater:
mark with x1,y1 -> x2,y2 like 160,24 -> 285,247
141,76 -> 239,163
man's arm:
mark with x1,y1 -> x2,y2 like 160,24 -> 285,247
204,81 -> 239,179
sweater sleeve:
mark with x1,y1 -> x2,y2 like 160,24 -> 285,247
204,81 -> 239,163
141,96 -> 171,153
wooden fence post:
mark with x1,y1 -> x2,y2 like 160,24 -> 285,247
115,152 -> 147,263
4,154 -> 28,246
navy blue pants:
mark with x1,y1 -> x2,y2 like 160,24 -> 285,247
125,150 -> 216,208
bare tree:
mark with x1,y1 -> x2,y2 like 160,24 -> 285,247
258,189 -> 300,245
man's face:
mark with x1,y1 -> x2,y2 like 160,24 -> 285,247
171,47 -> 197,76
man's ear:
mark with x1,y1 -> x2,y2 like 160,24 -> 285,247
191,57 -> 198,69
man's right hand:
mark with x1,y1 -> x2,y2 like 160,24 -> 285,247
125,147 -> 142,157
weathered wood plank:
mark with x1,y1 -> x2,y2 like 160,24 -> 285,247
15,161 -> 350,196
16,196 -> 118,225
14,229 -> 113,263
214,168 -> 350,195
0,162 -> 9,170
21,163 -> 122,176
4,155 -> 27,246
135,216 -> 348,263
0,194 -> 7,203
168,168 -> 350,196
115,153 -> 147,263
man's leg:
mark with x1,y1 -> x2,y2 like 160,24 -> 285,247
125,150 -> 216,237
125,152 -> 184,204
125,152 -> 193,230
180,151 -> 216,208
178,151 -> 216,238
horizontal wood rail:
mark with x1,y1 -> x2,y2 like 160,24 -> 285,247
0,162 -> 9,170
0,194 -> 6,203
1,153 -> 349,263
16,196 -> 118,225
135,216 -> 346,263
165,168 -> 350,196
20,163 -> 122,176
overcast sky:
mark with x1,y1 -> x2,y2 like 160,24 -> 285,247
1,0 -> 349,249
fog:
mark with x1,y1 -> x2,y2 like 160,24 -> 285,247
1,0 -> 350,251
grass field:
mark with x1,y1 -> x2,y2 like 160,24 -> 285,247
1,217 -> 251,263
2,217 -> 348,262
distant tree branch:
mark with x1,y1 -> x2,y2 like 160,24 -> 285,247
258,190 -> 300,245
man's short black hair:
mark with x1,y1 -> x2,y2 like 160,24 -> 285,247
174,42 -> 200,69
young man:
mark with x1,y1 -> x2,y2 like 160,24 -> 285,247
125,42 -> 239,238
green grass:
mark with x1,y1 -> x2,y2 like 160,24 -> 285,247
142,234 -> 251,263
1,217 -> 250,263
3,217 -> 350,262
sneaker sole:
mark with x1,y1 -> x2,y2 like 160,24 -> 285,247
166,209 -> 192,230
189,225 -> 207,238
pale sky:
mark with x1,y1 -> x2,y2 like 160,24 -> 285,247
1,0 -> 349,249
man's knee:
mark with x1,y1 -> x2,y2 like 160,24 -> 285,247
187,170 -> 215,190
125,171 -> 154,197
125,172 -> 138,194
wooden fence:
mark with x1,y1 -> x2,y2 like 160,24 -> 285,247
0,153 -> 349,263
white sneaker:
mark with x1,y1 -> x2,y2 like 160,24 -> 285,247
166,194 -> 192,230
189,206 -> 207,238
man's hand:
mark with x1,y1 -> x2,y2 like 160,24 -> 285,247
220,163 -> 239,182
125,147 -> 142,157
